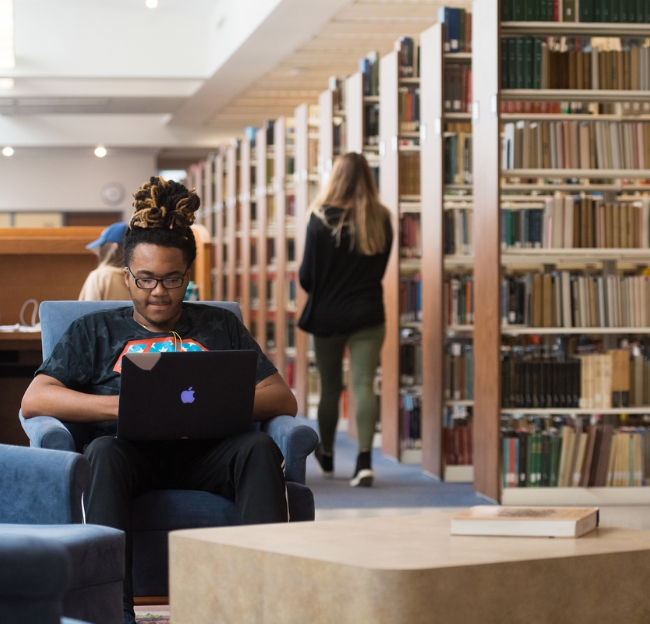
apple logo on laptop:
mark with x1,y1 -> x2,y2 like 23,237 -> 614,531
181,387 -> 195,404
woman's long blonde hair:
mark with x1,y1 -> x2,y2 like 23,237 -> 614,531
310,152 -> 390,255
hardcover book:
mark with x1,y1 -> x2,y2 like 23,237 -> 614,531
450,506 -> 599,538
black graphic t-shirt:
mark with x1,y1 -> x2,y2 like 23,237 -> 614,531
37,304 -> 277,397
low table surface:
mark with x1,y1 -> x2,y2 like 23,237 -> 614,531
173,511 -> 650,570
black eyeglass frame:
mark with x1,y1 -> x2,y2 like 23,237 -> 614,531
126,266 -> 189,290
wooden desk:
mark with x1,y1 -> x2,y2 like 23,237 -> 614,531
0,331 -> 41,446
170,512 -> 650,624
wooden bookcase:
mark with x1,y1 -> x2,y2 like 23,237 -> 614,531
420,23 -> 474,482
379,49 -> 422,462
273,116 -> 288,379
238,136 -> 253,330
255,127 -> 269,354
213,148 -> 226,302
225,144 -> 238,304
473,0 -> 650,503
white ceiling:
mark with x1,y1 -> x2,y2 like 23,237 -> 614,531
1,0 -> 471,162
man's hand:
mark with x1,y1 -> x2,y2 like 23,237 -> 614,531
253,372 -> 298,421
22,374 -> 119,422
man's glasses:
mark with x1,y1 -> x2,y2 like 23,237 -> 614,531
126,266 -> 188,290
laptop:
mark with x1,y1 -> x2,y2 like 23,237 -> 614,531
117,350 -> 258,441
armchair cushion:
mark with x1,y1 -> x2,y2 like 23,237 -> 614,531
0,444 -> 89,524
0,525 -> 124,592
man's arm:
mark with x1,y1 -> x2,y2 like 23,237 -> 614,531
253,372 -> 298,421
21,374 -> 119,422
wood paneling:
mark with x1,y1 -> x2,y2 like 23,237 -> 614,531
240,137 -> 253,328
226,145 -> 238,303
345,72 -> 364,154
318,89 -> 334,186
379,50 -> 401,460
293,103 -> 310,415
420,23 -> 445,478
472,0 -> 501,503
255,128 -> 269,351
274,116 -> 287,379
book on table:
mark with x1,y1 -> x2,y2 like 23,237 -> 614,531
450,506 -> 599,537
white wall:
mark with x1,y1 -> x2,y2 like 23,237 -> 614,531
0,149 -> 158,214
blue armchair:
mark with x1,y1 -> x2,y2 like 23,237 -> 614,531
21,300 -> 318,597
0,443 -> 124,624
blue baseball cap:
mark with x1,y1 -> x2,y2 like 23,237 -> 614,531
86,222 -> 129,249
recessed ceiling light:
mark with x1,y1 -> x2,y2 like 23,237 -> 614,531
288,67 -> 307,77
145,0 -> 158,8
0,78 -> 13,89
2,146 -> 14,156
94,146 -> 107,158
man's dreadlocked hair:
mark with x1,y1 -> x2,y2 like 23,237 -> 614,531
124,176 -> 200,268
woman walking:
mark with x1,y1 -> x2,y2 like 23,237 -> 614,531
299,152 -> 393,487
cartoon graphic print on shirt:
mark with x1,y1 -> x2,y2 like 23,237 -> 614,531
113,337 -> 207,372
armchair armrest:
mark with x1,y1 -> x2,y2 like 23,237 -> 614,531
0,444 -> 89,524
19,412 -> 75,452
260,416 -> 318,485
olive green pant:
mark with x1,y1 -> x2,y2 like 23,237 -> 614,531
313,323 -> 386,454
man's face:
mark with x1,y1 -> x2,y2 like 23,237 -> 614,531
124,243 -> 188,332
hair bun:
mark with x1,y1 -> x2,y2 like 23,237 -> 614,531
130,176 -> 200,233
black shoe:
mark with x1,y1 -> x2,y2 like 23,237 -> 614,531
314,443 -> 334,478
350,451 -> 374,487
124,609 -> 136,624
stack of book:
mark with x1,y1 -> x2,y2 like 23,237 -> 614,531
444,341 -> 474,400
359,51 -> 379,97
398,86 -> 420,133
400,392 -> 422,450
444,207 -> 473,254
395,36 -> 418,78
444,124 -> 473,184
400,333 -> 422,387
445,276 -> 474,326
503,1 -> 650,25
438,7 -> 472,53
398,151 -> 420,196
399,275 -> 422,323
400,214 -> 421,258
444,423 -> 473,466
444,66 -> 472,113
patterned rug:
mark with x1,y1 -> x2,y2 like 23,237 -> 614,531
135,612 -> 169,624
136,613 -> 170,623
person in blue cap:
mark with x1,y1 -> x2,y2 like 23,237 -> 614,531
79,222 -> 131,300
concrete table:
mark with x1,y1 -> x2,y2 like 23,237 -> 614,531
170,512 -> 650,623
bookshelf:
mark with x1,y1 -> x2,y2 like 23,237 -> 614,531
293,103 -> 320,417
273,116 -> 289,382
213,148 -> 226,302
379,44 -> 423,462
255,127 -> 270,355
225,144 -> 238,304
473,0 -> 650,503
418,19 -> 474,481
238,136 -> 253,330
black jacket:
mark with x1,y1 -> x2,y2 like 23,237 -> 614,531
298,206 -> 393,337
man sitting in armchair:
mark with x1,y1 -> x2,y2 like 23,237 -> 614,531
21,176 -> 297,624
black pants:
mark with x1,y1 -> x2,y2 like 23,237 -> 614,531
83,432 -> 288,612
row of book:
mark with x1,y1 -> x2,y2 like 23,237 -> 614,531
444,424 -> 473,466
363,103 -> 379,145
444,132 -> 472,186
400,333 -> 422,387
445,341 -> 474,401
502,424 -> 650,490
399,86 -> 420,133
444,65 -> 472,114
502,0 -> 650,22
502,271 -> 650,330
395,36 -> 420,79
444,207 -> 473,255
501,195 -> 650,250
398,150 -> 420,196
502,120 -> 650,171
446,276 -> 474,326
400,214 -> 421,258
400,275 -> 422,323
501,37 -> 650,91
438,7 -> 472,54
401,392 -> 422,450
359,51 -> 380,97
502,355 -> 580,408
